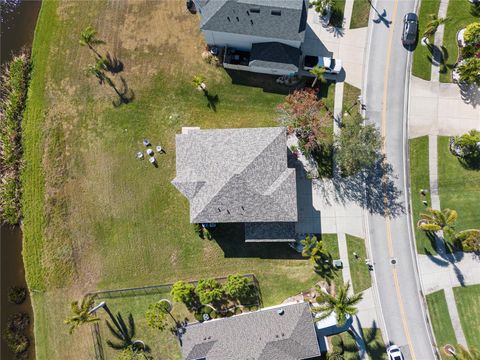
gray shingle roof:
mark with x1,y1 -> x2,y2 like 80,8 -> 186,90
172,127 -> 297,223
245,222 -> 296,242
198,0 -> 307,42
181,302 -> 321,360
249,42 -> 301,72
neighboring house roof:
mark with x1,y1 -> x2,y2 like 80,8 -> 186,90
172,127 -> 297,224
197,0 -> 307,42
181,302 -> 321,360
249,42 -> 301,73
245,222 -> 296,242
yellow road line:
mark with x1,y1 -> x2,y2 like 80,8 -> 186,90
381,0 -> 417,358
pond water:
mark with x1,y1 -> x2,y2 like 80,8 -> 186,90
1,0 -> 42,359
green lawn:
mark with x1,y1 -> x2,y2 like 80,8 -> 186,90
350,0 -> 371,29
343,83 -> 361,116
426,290 -> 457,359
363,327 -> 387,360
409,136 -> 435,254
411,0 -> 441,80
437,136 -> 480,232
331,331 -> 360,360
22,1 -> 336,359
321,233 -> 344,287
346,234 -> 371,293
440,0 -> 478,82
453,285 -> 480,350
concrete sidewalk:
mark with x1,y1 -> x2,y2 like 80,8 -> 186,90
409,77 -> 480,138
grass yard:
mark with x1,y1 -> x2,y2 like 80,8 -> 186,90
409,136 -> 434,254
411,0 -> 441,80
346,234 -> 371,293
22,1 -> 336,359
363,327 -> 387,360
350,0 -> 371,29
321,233 -> 344,288
440,0 -> 478,83
437,136 -> 480,232
453,285 -> 480,350
426,290 -> 457,359
342,82 -> 361,116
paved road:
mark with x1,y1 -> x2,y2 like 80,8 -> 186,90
363,1 -> 436,359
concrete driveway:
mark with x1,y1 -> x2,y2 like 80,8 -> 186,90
409,77 -> 480,138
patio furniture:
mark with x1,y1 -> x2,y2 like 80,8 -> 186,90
136,152 -> 144,159
146,148 -> 154,156
143,138 -> 151,147
156,145 -> 163,153
149,157 -> 156,165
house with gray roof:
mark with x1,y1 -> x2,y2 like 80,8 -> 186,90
171,126 -> 297,242
180,302 -> 321,360
193,0 -> 308,76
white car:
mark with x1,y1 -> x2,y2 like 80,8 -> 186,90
304,55 -> 342,74
386,345 -> 405,360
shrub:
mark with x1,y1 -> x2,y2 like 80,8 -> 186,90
452,129 -> 480,167
7,313 -> 30,332
194,312 -> 204,322
461,43 -> 479,59
192,223 -> 203,238
3,328 -> 29,354
457,57 -> 480,85
0,52 -> 31,225
170,281 -> 197,310
464,22 -> 480,45
8,286 -> 27,304
223,274 -> 252,302
195,278 -> 224,305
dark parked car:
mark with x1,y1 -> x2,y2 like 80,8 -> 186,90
402,13 -> 418,46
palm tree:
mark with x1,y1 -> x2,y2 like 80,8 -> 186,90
423,14 -> 449,39
418,207 -> 457,238
192,75 -> 206,92
309,65 -> 327,87
301,235 -> 331,265
312,282 -> 363,327
452,344 -> 480,360
85,58 -> 109,84
457,58 -> 480,85
455,229 -> 480,252
79,25 -> 105,58
64,295 -> 99,334
106,312 -> 146,352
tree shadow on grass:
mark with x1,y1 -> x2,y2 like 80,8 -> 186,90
112,76 -> 134,107
203,90 -> 219,112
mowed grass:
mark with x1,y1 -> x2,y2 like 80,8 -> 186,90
412,0 -> 441,80
440,0 -> 478,83
342,82 -> 361,116
453,285 -> 480,349
346,234 -> 371,293
22,1 -> 335,359
437,136 -> 480,231
409,136 -> 434,254
350,0 -> 371,29
426,290 -> 457,359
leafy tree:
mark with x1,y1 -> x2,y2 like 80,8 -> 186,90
79,25 -> 105,58
145,300 -> 176,331
117,346 -> 152,360
423,14 -> 449,39
195,278 -> 224,305
309,65 -> 327,87
170,281 -> 197,309
463,22 -> 480,45
418,207 -> 457,238
64,295 -> 99,334
223,274 -> 251,302
457,58 -> 480,85
335,113 -> 382,176
452,344 -> 480,360
455,229 -> 480,252
312,282 -> 363,327
106,312 -> 145,352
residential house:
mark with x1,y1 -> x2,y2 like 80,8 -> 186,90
180,302 -> 322,360
171,126 -> 297,242
193,0 -> 308,76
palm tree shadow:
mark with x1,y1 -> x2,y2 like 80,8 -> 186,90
112,76 -> 135,107
105,52 -> 124,74
203,90 -> 219,112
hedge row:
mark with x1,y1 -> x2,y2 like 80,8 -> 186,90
0,52 -> 31,225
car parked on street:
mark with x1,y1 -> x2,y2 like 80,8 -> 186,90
387,345 -> 405,360
402,13 -> 418,47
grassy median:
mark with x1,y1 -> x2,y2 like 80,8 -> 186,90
346,234 -> 371,293
453,285 -> 480,349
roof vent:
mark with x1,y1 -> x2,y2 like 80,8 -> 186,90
250,8 -> 260,13
236,16 -> 239,21
271,9 -> 281,16
277,309 -> 284,315
227,16 -> 231,22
